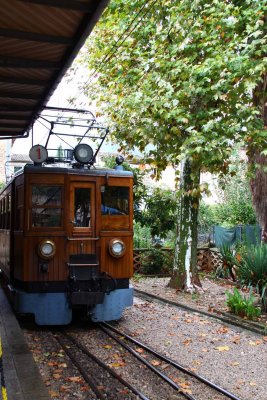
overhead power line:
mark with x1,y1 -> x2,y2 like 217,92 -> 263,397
67,0 -> 157,106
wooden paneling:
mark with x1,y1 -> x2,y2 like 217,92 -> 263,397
23,236 -> 68,281
67,239 -> 96,255
101,215 -> 130,230
10,170 -> 134,284
100,235 -> 133,278
13,232 -> 23,280
0,230 -> 10,277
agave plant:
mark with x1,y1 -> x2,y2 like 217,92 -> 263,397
236,244 -> 267,310
218,244 -> 238,280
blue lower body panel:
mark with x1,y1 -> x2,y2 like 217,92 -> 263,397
91,286 -> 134,322
14,291 -> 72,325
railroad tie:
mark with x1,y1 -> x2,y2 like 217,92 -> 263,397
0,336 -> 8,400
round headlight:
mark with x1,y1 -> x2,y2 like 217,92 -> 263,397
73,144 -> 94,164
38,240 -> 56,260
109,239 -> 126,258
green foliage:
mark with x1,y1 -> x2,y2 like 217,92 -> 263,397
236,244 -> 267,308
141,187 -> 178,239
199,157 -> 257,228
82,0 -> 266,178
80,0 -> 266,284
134,222 -> 152,248
140,248 -> 173,275
131,273 -> 144,282
225,287 -> 261,320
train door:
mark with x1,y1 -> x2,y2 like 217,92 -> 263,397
69,182 -> 95,236
68,181 -> 101,306
68,182 -> 97,256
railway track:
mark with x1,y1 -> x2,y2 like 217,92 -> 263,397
134,289 -> 266,336
52,323 -> 242,400
53,330 -> 146,400
100,323 -> 242,400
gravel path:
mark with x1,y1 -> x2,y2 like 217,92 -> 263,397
23,277 -> 267,400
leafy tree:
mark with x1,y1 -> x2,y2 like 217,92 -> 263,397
141,187 -> 177,239
81,0 -> 266,290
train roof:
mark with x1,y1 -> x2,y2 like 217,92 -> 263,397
23,164 -> 133,177
0,0 -> 109,139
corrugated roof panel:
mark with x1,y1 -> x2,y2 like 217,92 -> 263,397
0,67 -> 52,80
0,83 -> 43,95
0,39 -> 66,62
0,1 -> 82,36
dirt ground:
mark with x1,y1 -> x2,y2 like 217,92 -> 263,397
133,274 -> 267,327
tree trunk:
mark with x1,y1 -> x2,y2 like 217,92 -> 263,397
169,159 -> 202,292
250,72 -> 267,241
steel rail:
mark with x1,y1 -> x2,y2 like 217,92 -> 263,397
99,324 -> 197,400
134,289 -> 266,336
53,333 -> 105,400
58,331 -> 150,400
101,323 -> 242,400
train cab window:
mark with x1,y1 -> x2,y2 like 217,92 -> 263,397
31,185 -> 63,227
74,188 -> 91,227
101,186 -> 129,215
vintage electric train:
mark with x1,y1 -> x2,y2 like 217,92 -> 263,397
0,140 -> 134,325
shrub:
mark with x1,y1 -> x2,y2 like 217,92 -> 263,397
140,248 -> 173,275
226,287 -> 261,320
235,244 -> 267,311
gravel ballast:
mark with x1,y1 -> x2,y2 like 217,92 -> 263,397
23,277 -> 267,399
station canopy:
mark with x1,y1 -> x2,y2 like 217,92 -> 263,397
0,0 -> 109,139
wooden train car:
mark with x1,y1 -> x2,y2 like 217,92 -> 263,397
0,145 -> 134,325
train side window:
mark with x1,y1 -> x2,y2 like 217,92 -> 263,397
31,185 -> 63,227
15,186 -> 24,230
1,198 -> 4,229
6,195 -> 11,229
0,199 -> 2,229
101,186 -> 129,215
2,197 -> 6,229
74,188 -> 91,227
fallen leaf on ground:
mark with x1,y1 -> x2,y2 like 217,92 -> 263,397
249,340 -> 262,346
161,363 -> 169,369
216,327 -> 229,334
48,390 -> 59,398
231,336 -> 241,344
109,361 -> 126,367
229,361 -> 239,366
183,339 -> 192,346
67,376 -> 83,383
135,348 -> 144,353
151,360 -> 161,366
215,346 -> 230,351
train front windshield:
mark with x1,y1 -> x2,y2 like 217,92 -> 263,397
101,186 -> 129,216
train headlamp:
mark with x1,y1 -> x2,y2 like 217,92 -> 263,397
109,239 -> 126,258
38,240 -> 56,260
73,144 -> 93,164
